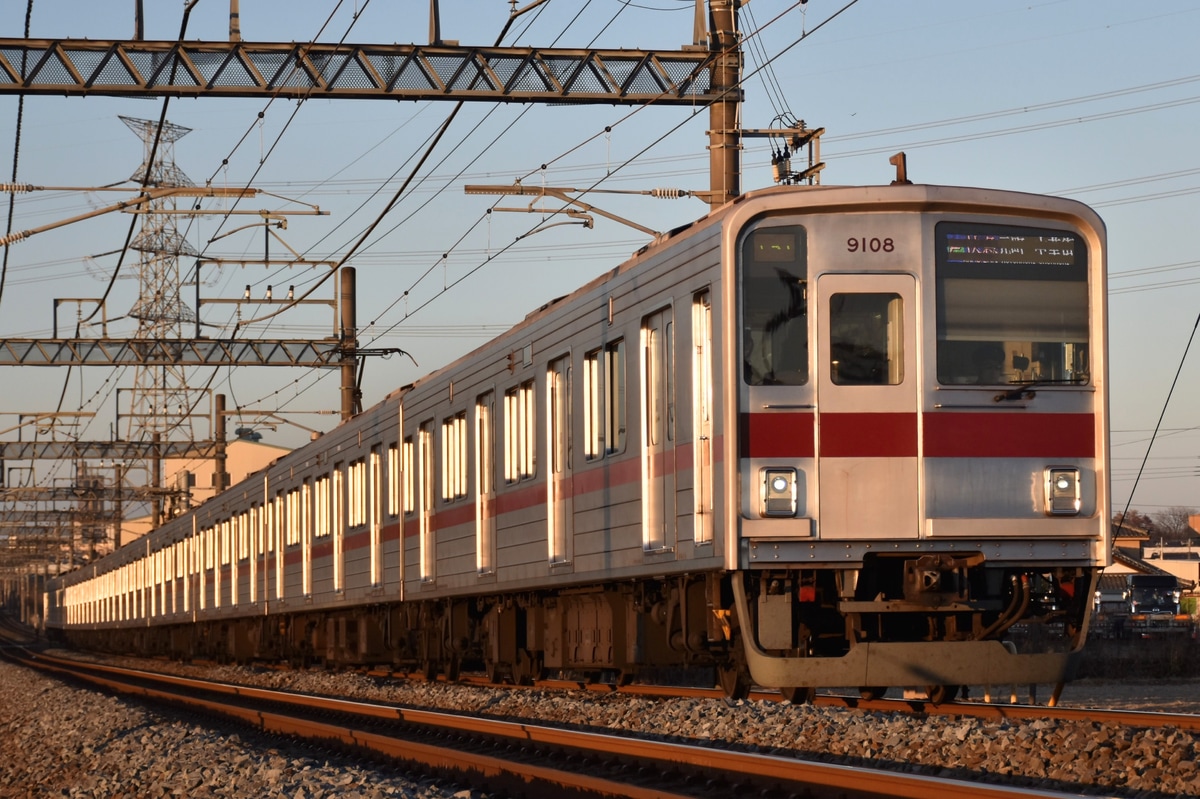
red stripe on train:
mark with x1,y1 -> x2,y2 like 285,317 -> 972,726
819,412 -> 917,458
923,412 -> 1095,458
741,411 -> 1095,459
739,411 -> 918,458
739,412 -> 816,458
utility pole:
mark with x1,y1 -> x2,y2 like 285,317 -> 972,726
707,0 -> 742,207
0,1 -> 792,576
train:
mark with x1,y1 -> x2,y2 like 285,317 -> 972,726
1095,574 -> 1191,638
44,180 -> 1110,702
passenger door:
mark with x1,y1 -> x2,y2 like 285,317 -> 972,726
693,291 -> 714,546
642,308 -> 675,551
815,274 -> 918,539
548,357 -> 573,564
475,392 -> 497,574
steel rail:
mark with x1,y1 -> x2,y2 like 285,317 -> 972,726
392,668 -> 1200,733
837,693 -> 1200,734
374,664 -> 1200,732
15,651 -> 1100,799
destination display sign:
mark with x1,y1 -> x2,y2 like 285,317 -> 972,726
939,222 -> 1081,267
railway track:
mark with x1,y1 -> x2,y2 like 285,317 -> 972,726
5,647 -> 1102,799
385,666 -> 1200,735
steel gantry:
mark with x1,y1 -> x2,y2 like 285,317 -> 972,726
0,1 -> 753,569
0,39 -> 717,106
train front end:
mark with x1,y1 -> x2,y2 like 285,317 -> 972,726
724,184 -> 1108,699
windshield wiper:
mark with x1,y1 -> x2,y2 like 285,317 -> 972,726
994,378 -> 1087,403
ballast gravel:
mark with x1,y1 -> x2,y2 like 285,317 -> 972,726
0,661 -> 479,799
4,654 -> 1199,798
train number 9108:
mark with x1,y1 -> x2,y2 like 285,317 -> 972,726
846,237 -> 895,253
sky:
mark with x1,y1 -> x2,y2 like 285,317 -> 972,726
0,0 -> 1198,516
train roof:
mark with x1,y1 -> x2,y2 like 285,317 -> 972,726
400,181 -> 1104,392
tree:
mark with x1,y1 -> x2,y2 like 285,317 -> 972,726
1151,506 -> 1198,542
1113,508 -> 1154,534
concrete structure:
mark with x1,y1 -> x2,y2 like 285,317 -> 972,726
119,436 -> 290,546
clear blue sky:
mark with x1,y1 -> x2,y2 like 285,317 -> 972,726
1,1 -> 1198,514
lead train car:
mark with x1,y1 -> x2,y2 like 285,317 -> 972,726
46,183 -> 1109,700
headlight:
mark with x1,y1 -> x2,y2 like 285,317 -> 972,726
1044,467 -> 1081,516
762,468 -> 797,517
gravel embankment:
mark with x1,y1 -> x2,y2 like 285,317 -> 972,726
0,661 -> 480,799
5,653 -> 1199,798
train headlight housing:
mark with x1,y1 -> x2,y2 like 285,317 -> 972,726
762,468 -> 797,517
1044,467 -> 1081,515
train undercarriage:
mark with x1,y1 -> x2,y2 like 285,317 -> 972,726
58,554 -> 1097,703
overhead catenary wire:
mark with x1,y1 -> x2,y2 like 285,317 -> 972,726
1,0 -> 34,317
1115,311 -> 1200,536
15,3 -> 1191,459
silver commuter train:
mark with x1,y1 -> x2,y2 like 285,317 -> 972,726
45,182 -> 1109,700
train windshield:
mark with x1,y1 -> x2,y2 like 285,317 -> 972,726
1130,585 -> 1178,613
934,222 -> 1088,386
1129,577 -> 1179,613
740,224 -> 808,386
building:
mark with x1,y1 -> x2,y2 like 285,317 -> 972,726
118,435 -> 291,546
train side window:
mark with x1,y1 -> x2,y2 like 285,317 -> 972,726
301,478 -> 313,596
441,412 -> 468,502
333,461 -> 345,591
504,380 -> 536,483
476,391 -> 497,575
285,488 -> 301,546
387,443 -> 400,517
583,340 -> 626,459
549,356 -> 572,474
333,464 -> 345,533
402,436 -> 416,515
418,421 -> 435,582
370,444 -> 383,586
315,475 -> 331,538
740,224 -> 808,386
274,491 -> 286,600
348,458 -> 366,527
236,514 -> 247,561
584,349 -> 601,458
829,292 -> 903,385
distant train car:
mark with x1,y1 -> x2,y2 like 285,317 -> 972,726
46,182 -> 1109,701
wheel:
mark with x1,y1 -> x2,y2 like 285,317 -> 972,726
717,644 -> 751,700
780,686 -> 816,704
512,650 -> 543,685
1048,681 -> 1065,708
859,686 -> 887,701
717,635 -> 751,700
926,684 -> 960,705
718,662 -> 751,700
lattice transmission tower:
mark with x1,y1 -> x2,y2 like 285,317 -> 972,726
119,115 -> 206,444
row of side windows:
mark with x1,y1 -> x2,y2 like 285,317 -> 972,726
406,337 -> 630,515
62,292 -> 715,622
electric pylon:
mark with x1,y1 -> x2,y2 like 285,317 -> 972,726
119,115 -> 205,445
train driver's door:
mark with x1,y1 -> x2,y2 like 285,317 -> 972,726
815,274 -> 919,540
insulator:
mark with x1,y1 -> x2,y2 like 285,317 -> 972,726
650,188 -> 687,199
0,183 -> 34,193
772,157 -> 791,184
0,230 -> 30,246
